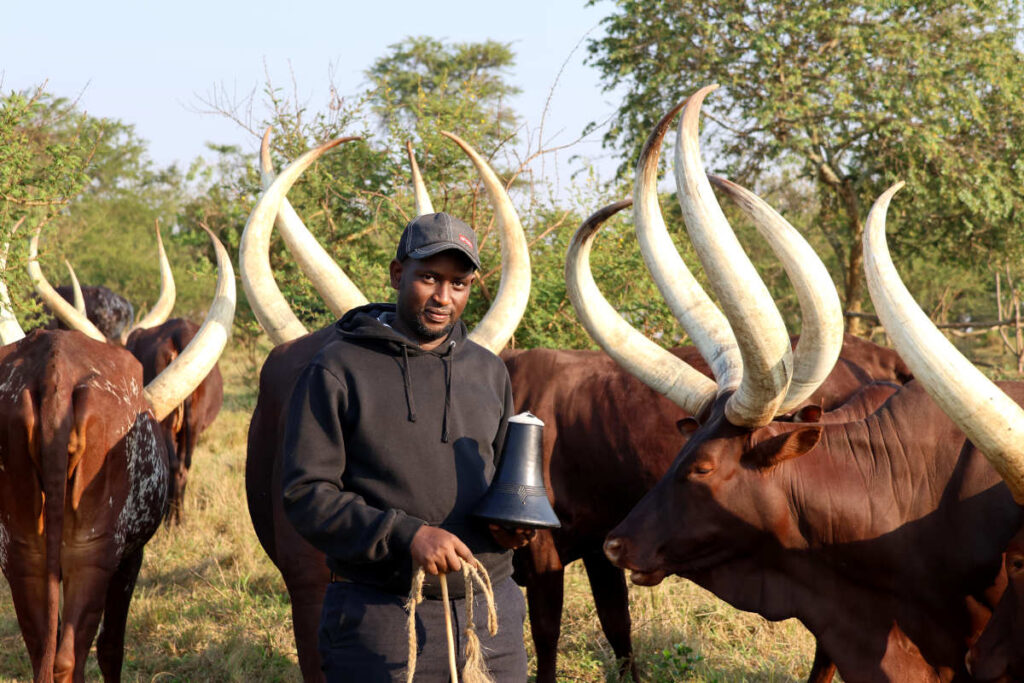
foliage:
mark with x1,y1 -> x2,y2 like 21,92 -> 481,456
0,85 -> 217,330
586,0 -> 1024,329
0,87 -> 104,324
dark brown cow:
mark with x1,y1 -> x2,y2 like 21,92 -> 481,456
506,333 -> 911,682
0,330 -> 169,682
591,89 -> 1024,680
126,318 -> 224,525
967,526 -> 1024,681
0,225 -> 234,681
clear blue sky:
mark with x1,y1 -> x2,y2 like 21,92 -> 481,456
2,0 -> 623,189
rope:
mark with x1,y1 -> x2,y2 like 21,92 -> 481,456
405,561 -> 498,682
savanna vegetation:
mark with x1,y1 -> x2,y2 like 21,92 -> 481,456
2,1 -> 1024,679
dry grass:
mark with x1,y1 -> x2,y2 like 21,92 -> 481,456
1,345 -> 818,682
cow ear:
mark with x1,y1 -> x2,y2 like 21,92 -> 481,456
742,427 -> 822,470
677,417 -> 700,436
793,405 -> 823,423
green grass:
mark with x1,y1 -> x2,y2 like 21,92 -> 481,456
0,345 -> 820,682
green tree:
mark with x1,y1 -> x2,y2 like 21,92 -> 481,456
587,0 -> 1024,332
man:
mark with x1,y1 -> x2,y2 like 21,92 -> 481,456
282,212 -> 533,682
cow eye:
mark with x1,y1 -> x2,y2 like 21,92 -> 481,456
691,461 -> 715,476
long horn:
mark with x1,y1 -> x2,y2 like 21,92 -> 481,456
241,137 -> 349,345
710,175 -> 844,413
144,224 -> 235,422
0,217 -> 26,344
28,226 -> 106,342
567,199 -> 718,415
675,85 -> 792,427
64,260 -> 86,314
863,182 -> 1024,502
441,131 -> 530,353
633,98 -> 742,391
259,130 -> 367,319
407,140 -> 435,216
129,221 -> 176,332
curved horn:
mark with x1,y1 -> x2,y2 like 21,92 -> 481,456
863,182 -> 1024,502
241,137 -> 349,345
64,260 -> 86,314
406,140 -> 435,216
28,226 -> 105,342
129,221 -> 176,332
710,175 -> 844,414
259,129 -> 367,320
633,98 -> 742,391
144,224 -> 236,422
441,131 -> 530,353
567,199 -> 717,415
0,217 -> 26,344
674,85 -> 792,427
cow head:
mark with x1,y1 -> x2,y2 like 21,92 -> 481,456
966,527 -> 1024,681
564,86 -> 844,583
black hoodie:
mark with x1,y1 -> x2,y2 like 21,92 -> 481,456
281,303 -> 514,598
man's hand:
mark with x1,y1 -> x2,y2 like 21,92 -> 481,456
410,526 -> 474,575
489,524 -> 536,550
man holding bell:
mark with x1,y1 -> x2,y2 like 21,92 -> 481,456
282,212 -> 534,682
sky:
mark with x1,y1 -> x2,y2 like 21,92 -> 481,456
2,0 -> 624,192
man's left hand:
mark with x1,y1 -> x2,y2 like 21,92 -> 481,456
489,524 -> 536,549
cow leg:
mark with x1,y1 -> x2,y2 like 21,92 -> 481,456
806,641 -> 836,683
582,551 -> 638,682
5,568 -> 50,677
526,566 -> 565,683
96,548 -> 145,681
58,563 -> 114,682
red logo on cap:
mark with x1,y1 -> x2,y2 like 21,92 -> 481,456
459,234 -> 473,249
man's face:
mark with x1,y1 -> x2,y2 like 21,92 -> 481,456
389,251 -> 476,347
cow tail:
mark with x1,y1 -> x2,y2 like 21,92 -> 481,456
37,379 -> 74,681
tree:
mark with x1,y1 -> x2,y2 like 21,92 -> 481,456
587,0 -> 1024,333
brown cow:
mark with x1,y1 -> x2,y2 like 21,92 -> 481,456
506,333 -> 910,682
966,526 -> 1024,681
126,318 -> 224,525
0,224 -> 234,681
592,89 -> 1024,680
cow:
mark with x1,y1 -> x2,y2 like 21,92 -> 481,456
0,224 -> 234,682
32,225 -> 224,526
589,87 -> 1024,681
506,333 -> 911,683
126,318 -> 224,525
966,526 -> 1024,681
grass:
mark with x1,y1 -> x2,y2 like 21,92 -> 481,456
0,344 -> 820,682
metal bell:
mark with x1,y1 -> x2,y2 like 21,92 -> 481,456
474,411 -> 560,529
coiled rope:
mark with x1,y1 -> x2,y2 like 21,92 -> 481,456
405,561 -> 498,682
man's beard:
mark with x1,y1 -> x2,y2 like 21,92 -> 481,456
413,315 -> 455,341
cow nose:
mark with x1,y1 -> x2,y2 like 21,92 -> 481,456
604,537 -> 624,563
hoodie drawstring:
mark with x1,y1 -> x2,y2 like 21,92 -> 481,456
442,341 -> 455,443
401,345 -> 417,423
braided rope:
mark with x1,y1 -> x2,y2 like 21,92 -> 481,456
405,561 -> 499,682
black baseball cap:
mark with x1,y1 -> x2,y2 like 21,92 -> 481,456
396,212 -> 481,270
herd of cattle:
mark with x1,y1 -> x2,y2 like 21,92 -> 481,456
2,85 -> 1024,682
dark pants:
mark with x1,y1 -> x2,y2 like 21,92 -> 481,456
318,575 -> 527,682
